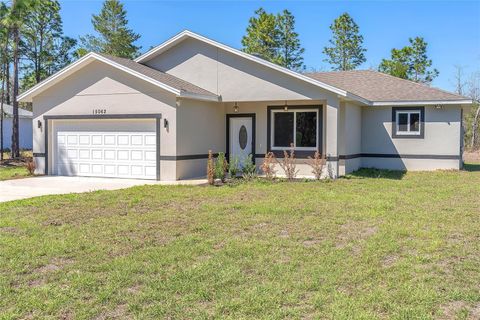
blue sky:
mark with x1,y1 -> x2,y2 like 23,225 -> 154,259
60,0 -> 480,92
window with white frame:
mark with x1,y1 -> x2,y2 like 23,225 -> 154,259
395,110 -> 421,135
271,109 -> 318,150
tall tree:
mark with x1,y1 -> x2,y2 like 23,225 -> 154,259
241,8 -> 280,64
21,0 -> 76,89
277,9 -> 304,71
80,0 -> 140,58
379,37 -> 439,84
467,73 -> 480,150
323,13 -> 366,71
0,2 -> 8,160
1,0 -> 36,159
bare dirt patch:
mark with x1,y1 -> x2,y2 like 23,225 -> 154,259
93,304 -> 128,320
33,257 -> 74,274
336,220 -> 378,249
302,239 -> 322,247
279,229 -> 290,238
27,278 -> 46,288
437,301 -> 468,319
0,226 -> 19,234
125,284 -> 142,295
382,254 -> 399,268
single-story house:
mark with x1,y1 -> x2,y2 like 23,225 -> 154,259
18,30 -> 472,180
1,104 -> 33,150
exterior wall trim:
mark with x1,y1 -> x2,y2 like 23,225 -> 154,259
44,114 -> 162,120
225,113 -> 256,161
339,153 -> 461,160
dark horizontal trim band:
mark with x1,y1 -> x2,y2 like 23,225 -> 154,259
340,153 -> 460,160
160,153 -> 219,161
33,153 -> 45,157
44,113 -> 162,120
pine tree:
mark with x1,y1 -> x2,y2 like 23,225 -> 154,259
277,9 -> 304,71
241,8 -> 280,64
21,0 -> 77,89
80,0 -> 140,59
379,37 -> 439,84
1,0 -> 37,158
323,13 -> 366,71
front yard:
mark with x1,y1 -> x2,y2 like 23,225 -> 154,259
0,166 -> 479,319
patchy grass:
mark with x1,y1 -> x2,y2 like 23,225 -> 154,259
0,165 -> 30,181
0,167 -> 479,319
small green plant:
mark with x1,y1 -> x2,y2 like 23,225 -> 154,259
228,156 -> 240,178
241,154 -> 257,181
215,152 -> 228,182
207,150 -> 215,185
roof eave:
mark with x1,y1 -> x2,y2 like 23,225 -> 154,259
179,91 -> 220,102
370,99 -> 473,106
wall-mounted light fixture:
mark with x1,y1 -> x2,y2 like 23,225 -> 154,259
234,102 -> 239,113
164,118 -> 169,128
284,100 -> 288,112
37,120 -> 42,130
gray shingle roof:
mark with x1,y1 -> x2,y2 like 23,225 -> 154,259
98,53 -> 218,98
304,70 -> 467,103
1,104 -> 33,118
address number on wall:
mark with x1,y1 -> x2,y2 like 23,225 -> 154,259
92,109 -> 107,115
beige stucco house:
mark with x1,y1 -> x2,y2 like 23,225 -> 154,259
18,31 -> 472,181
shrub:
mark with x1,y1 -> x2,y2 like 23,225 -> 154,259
242,154 -> 257,181
207,150 -> 215,185
25,159 -> 36,175
278,144 -> 298,181
260,152 -> 276,180
228,156 -> 240,178
215,152 -> 228,182
306,151 -> 326,180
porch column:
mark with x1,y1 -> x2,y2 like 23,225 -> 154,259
325,96 -> 340,178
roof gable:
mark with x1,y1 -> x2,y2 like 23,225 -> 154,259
18,52 -> 219,103
134,30 -> 350,99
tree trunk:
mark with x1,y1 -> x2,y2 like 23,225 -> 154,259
1,61 -> 5,161
471,106 -> 480,150
11,25 -> 19,159
5,60 -> 10,105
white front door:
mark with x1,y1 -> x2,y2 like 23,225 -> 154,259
229,116 -> 253,167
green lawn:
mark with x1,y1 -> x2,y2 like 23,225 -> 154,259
0,165 -> 29,181
1,167 -> 479,319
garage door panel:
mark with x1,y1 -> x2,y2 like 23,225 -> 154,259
56,131 -> 157,180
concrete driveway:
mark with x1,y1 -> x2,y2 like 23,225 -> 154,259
0,176 -> 206,203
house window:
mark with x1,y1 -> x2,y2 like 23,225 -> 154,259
392,107 -> 424,138
271,109 -> 318,150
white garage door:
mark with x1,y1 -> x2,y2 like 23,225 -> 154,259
56,131 -> 157,180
